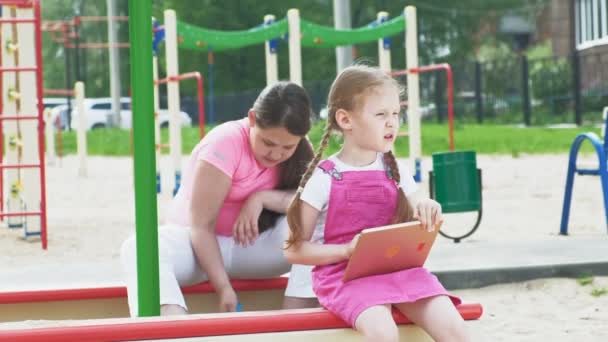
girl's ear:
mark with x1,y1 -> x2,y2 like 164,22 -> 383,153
247,109 -> 256,127
335,108 -> 352,131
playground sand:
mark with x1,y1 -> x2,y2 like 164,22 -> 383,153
0,154 -> 607,340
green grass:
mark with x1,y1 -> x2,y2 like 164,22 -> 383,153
577,275 -> 594,286
53,122 -> 602,157
591,287 -> 608,297
575,275 -> 607,297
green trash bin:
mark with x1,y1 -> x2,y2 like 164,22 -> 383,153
429,150 -> 482,242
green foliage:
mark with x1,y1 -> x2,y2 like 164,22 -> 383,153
42,0 -> 130,98
41,0 -> 548,98
577,275 -> 594,286
591,287 -> 608,297
476,37 -> 517,62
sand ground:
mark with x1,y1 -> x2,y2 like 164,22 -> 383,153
0,153 -> 607,340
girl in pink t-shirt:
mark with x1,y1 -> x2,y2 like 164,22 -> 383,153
284,66 -> 469,342
121,82 -> 313,316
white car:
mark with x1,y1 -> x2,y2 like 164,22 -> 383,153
42,97 -> 71,110
69,97 -> 192,131
48,103 -> 71,130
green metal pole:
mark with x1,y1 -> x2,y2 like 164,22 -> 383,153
128,0 -> 160,316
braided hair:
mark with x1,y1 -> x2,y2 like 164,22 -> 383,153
285,65 -> 413,248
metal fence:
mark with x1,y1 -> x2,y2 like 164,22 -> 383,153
421,51 -> 607,126
179,49 -> 608,127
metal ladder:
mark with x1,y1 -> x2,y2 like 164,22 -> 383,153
0,0 -> 47,249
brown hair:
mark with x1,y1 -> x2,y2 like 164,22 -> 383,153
285,65 -> 414,248
252,82 -> 315,233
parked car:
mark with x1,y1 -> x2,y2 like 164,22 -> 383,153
48,104 -> 71,130
41,97 -> 71,110
69,97 -> 191,131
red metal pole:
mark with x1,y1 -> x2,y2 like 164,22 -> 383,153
0,11 -> 3,217
0,0 -> 33,7
33,0 -> 48,249
42,88 -> 75,96
444,66 -> 455,151
0,18 -> 34,24
157,72 -> 206,139
391,63 -> 455,151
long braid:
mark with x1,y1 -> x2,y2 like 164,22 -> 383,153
384,151 -> 415,223
285,124 -> 333,248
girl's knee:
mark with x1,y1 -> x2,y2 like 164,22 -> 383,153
436,316 -> 469,342
359,323 -> 398,342
447,318 -> 469,342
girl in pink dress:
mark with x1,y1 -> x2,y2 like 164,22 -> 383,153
284,65 -> 469,342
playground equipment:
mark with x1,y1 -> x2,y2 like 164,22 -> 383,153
152,26 -> 205,195
153,71 -> 205,195
0,0 -> 47,248
393,64 -> 482,242
430,151 -> 483,243
560,106 -> 608,235
392,63 -> 455,181
0,5 -> 482,340
42,86 -> 86,168
0,278 -> 482,340
168,6 -> 422,176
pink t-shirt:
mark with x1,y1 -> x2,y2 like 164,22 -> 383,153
167,118 -> 280,236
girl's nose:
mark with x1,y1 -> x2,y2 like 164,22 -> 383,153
270,149 -> 282,160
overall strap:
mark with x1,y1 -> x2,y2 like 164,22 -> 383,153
318,160 -> 342,181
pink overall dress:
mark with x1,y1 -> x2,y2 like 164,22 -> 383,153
311,160 -> 461,327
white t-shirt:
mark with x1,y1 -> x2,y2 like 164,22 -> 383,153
300,153 -> 418,244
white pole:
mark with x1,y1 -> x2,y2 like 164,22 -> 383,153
264,14 -> 278,85
164,9 -> 182,196
44,108 -> 56,165
153,55 -> 161,193
333,0 -> 353,73
377,11 -> 391,73
106,0 -> 122,128
405,6 -> 421,182
75,81 -> 87,177
287,9 -> 302,86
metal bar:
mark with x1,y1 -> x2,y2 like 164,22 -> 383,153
129,0 -> 160,316
170,72 -> 205,139
43,88 -> 75,96
78,15 -> 129,22
0,115 -> 38,121
0,66 -> 37,72
0,211 -> 42,217
155,72 -> 206,139
0,0 -> 32,7
0,18 -> 35,24
391,63 -> 455,151
576,169 -> 600,175
0,164 -> 41,169
474,61 -> 483,123
521,56 -> 531,126
34,0 -> 48,249
65,42 -> 130,49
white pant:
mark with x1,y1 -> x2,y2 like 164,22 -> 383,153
285,264 -> 316,298
120,216 -> 310,317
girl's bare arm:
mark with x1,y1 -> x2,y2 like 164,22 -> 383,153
284,201 -> 351,266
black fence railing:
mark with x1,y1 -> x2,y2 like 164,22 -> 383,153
176,50 -> 607,127
421,51 -> 607,126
